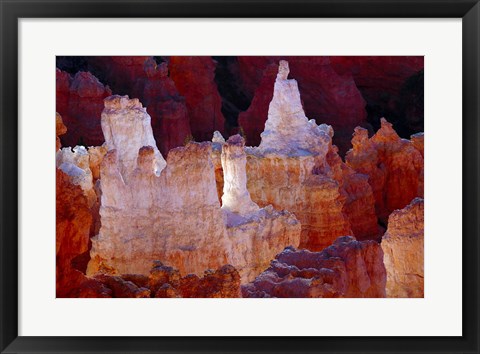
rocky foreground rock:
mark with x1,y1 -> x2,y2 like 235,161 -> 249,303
242,236 -> 386,298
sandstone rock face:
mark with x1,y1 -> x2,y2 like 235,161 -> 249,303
245,154 -> 352,252
237,61 -> 378,251
237,56 -> 367,153
87,98 -> 300,283
87,142 -> 230,277
221,135 -> 259,215
87,145 -> 108,181
242,236 -> 386,298
56,146 -> 97,208
169,56 -> 225,140
326,144 -> 379,240
101,95 -> 166,180
56,69 -> 112,147
56,113 -> 67,151
381,198 -> 424,297
56,169 -> 111,297
86,56 -> 192,156
346,119 -> 424,220
258,60 -> 333,159
150,262 -> 241,298
345,127 -> 387,219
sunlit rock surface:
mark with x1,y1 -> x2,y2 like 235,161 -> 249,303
221,135 -> 259,215
56,145 -> 97,209
236,61 -> 378,251
242,236 -> 386,298
326,144 -> 379,240
87,142 -> 230,277
381,198 -> 424,298
258,60 -> 332,158
87,99 -> 300,283
237,57 -> 368,154
101,95 -> 166,180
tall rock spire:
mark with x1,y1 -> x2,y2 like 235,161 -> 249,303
258,60 -> 331,158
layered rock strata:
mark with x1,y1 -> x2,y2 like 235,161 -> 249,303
227,61 -> 378,251
237,56 -> 367,153
346,119 -> 424,220
87,96 -> 300,283
381,198 -> 424,297
242,236 -> 386,298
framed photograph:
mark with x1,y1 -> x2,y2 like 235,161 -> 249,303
1,0 -> 478,353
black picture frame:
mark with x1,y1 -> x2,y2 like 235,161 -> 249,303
1,0 -> 478,353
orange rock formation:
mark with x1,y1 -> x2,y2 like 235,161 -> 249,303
346,119 -> 424,221
381,197 -> 424,297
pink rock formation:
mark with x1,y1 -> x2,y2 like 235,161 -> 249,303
56,69 -> 112,147
101,95 -> 166,180
237,56 -> 367,152
235,61 -> 378,251
221,135 -> 259,215
169,56 -> 225,140
242,236 -> 386,298
381,198 -> 424,297
87,96 -> 300,283
346,119 -> 424,220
